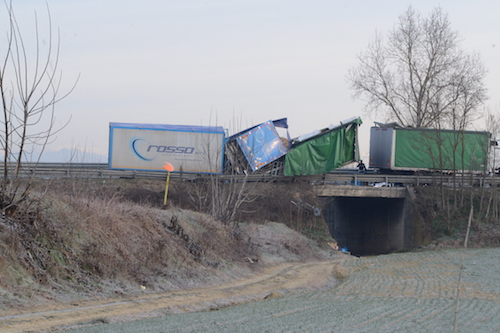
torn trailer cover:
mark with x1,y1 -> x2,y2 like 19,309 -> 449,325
284,117 -> 362,176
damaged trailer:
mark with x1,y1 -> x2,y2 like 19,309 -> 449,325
224,118 -> 290,175
284,117 -> 363,176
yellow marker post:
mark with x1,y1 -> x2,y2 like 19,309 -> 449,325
163,162 -> 175,205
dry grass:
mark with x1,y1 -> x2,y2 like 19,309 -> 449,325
168,179 -> 331,244
0,178 -> 334,311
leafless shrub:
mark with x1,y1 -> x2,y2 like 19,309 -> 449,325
236,182 -> 328,237
414,185 -> 500,247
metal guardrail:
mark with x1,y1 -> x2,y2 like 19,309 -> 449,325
0,162 -> 497,187
1,163 -> 173,180
320,172 -> 498,187
1,163 -> 291,182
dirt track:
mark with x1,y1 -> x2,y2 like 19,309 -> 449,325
81,248 -> 500,333
0,260 -> 342,332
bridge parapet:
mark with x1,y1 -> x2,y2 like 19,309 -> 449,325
315,185 -> 407,198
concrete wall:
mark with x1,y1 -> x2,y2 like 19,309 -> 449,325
323,195 -> 422,256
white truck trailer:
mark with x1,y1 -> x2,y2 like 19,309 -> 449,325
108,122 -> 226,174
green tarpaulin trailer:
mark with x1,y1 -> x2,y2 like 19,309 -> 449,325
369,124 -> 491,172
284,117 -> 362,176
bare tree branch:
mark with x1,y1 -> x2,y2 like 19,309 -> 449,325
0,1 -> 77,210
347,6 -> 487,129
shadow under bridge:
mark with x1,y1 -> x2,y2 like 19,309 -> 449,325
317,185 -> 424,256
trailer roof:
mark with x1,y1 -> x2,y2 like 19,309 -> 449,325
292,117 -> 362,145
227,118 -> 288,141
372,122 -> 490,135
109,122 -> 225,133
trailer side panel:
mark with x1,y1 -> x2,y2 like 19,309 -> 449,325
109,123 -> 225,174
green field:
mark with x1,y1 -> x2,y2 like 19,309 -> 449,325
64,248 -> 500,333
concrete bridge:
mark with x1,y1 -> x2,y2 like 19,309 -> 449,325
311,171 -> 498,256
315,184 -> 424,256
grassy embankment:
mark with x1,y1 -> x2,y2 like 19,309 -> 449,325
0,178 -> 334,310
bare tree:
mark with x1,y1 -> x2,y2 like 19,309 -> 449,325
348,6 -> 487,129
0,2 -> 77,213
206,121 -> 258,227
482,107 -> 500,220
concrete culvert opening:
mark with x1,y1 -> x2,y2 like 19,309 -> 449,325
323,197 -> 411,256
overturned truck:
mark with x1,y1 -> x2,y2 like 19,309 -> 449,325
224,117 -> 363,176
224,118 -> 290,175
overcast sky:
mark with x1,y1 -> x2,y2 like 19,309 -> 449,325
4,1 -> 500,160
